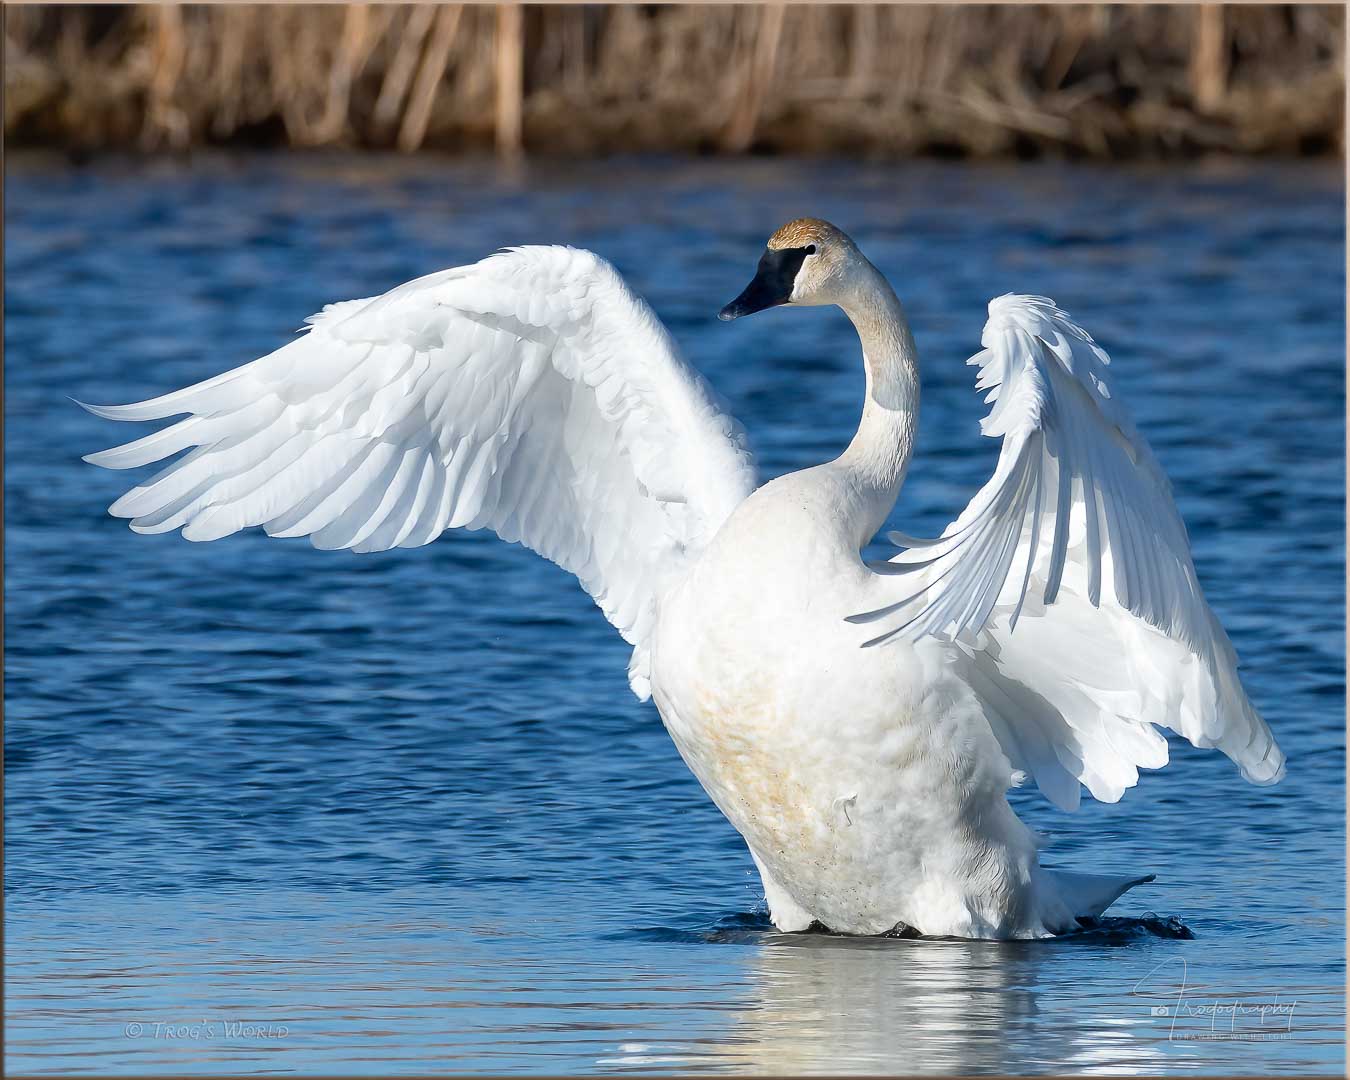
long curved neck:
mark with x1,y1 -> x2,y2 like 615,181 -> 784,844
834,260 -> 920,545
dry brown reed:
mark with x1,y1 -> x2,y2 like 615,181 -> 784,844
4,4 -> 1343,158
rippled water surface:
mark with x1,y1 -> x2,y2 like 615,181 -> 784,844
5,152 -> 1345,1074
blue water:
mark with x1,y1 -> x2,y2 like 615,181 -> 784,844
5,152 -> 1345,1074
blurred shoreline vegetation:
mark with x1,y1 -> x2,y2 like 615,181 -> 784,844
4,4 -> 1344,160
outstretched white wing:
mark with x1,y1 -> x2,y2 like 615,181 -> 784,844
83,246 -> 756,699
853,295 -> 1283,809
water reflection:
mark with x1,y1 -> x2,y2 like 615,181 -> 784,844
702,932 -> 1165,1075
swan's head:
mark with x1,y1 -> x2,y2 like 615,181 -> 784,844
719,218 -> 861,321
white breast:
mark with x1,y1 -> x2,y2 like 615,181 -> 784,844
649,474 -> 1041,937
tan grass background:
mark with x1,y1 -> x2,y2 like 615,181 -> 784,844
4,4 -> 1343,158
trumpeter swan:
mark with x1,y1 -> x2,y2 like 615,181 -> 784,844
83,218 -> 1283,938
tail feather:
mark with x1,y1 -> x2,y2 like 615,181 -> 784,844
1048,869 -> 1155,919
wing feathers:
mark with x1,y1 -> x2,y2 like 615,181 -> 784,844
869,294 -> 1282,807
85,246 -> 756,699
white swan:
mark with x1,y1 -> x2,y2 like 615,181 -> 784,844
83,218 -> 1284,939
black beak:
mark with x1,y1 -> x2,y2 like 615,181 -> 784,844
718,275 -> 786,322
718,245 -> 814,322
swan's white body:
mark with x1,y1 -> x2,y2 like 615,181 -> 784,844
655,474 -> 1061,937
84,223 -> 1284,939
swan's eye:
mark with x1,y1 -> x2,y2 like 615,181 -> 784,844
804,245 -> 817,256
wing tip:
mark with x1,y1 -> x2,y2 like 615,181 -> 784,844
1241,753 -> 1287,787
73,397 -> 127,421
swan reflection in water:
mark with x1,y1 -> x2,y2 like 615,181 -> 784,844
603,919 -> 1175,1075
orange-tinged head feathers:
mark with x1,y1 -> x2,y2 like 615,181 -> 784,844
767,217 -> 849,251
